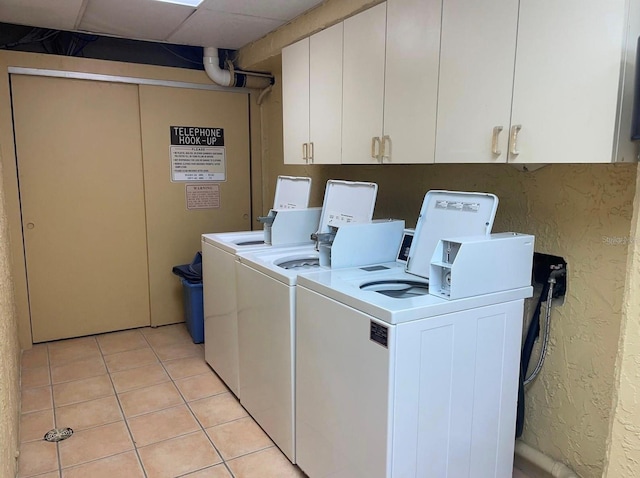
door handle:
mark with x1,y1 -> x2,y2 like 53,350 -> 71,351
26,223 -> 35,230
510,125 -> 522,155
302,143 -> 308,162
491,126 -> 503,155
309,142 -> 314,163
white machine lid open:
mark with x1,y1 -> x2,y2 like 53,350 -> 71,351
317,180 -> 378,233
272,176 -> 313,209
406,190 -> 498,279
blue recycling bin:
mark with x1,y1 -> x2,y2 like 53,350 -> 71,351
180,278 -> 204,344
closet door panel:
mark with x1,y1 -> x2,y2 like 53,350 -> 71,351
139,85 -> 251,326
13,74 -> 150,342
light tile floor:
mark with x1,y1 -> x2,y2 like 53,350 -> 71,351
18,324 -> 304,478
19,323 -> 532,478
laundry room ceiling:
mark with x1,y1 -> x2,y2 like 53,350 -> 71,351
0,0 -> 325,49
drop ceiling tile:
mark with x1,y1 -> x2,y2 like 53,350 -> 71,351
79,0 -> 195,41
168,9 -> 284,49
0,0 -> 84,31
199,0 -> 323,21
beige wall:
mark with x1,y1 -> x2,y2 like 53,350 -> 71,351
604,168 -> 640,478
243,39 -> 639,478
0,50 -> 264,349
0,147 -> 21,478
237,0 -> 384,69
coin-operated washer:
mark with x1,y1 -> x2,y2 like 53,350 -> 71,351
256,176 -> 323,246
201,175 -> 319,397
295,190 -> 535,478
234,179 -> 405,464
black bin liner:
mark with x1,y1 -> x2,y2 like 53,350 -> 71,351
172,251 -> 202,284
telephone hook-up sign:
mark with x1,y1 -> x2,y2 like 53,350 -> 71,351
170,126 -> 226,182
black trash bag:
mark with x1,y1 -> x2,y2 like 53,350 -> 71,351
172,251 -> 202,284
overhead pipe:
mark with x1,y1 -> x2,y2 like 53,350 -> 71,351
515,440 -> 580,478
203,47 -> 273,89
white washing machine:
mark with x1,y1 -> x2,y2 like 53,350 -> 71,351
294,191 -> 535,478
235,180 -> 407,463
202,176 -> 318,397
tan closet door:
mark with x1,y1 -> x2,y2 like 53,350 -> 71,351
139,86 -> 251,327
12,75 -> 150,342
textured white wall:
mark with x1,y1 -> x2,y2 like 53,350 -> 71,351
0,148 -> 21,478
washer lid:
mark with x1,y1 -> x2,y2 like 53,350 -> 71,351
272,176 -> 313,209
406,190 -> 498,279
317,180 -> 378,233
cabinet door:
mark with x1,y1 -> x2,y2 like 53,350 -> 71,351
342,2 -> 387,164
309,22 -> 343,164
435,0 -> 519,163
282,37 -> 310,164
383,0 -> 441,164
509,0 -> 627,163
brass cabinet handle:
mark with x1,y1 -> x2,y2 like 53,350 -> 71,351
492,126 -> 503,155
371,137 -> 382,161
381,135 -> 391,162
510,125 -> 522,155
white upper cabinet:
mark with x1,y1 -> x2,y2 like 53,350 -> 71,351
342,0 -> 442,164
436,0 -> 638,164
283,0 -> 639,165
282,37 -> 310,165
309,23 -> 344,164
342,3 -> 387,164
383,0 -> 442,164
435,0 -> 518,163
510,0 -> 633,164
282,23 -> 343,165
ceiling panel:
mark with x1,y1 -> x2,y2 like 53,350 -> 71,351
0,0 -> 327,49
79,0 -> 195,41
199,0 -> 322,21
168,9 -> 284,49
0,0 -> 85,31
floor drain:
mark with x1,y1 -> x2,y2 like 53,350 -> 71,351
44,428 -> 73,442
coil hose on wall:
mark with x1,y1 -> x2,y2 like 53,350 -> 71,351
517,256 -> 566,438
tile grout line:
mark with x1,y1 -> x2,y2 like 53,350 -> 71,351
18,344 -> 57,478
140,329 -> 239,478
98,333 -> 150,478
53,335 -> 137,475
45,342 -> 63,478
47,339 -> 112,412
160,340 -> 298,477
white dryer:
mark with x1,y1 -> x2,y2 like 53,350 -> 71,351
294,191 -> 535,478
201,176 -> 318,397
235,180 -> 407,463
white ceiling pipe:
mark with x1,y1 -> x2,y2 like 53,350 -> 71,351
203,47 -> 272,89
203,47 -> 233,87
515,440 -> 580,478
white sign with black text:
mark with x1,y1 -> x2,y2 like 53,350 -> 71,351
170,126 -> 226,181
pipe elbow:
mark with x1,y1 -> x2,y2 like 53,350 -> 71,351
515,441 -> 580,478
203,48 -> 233,87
